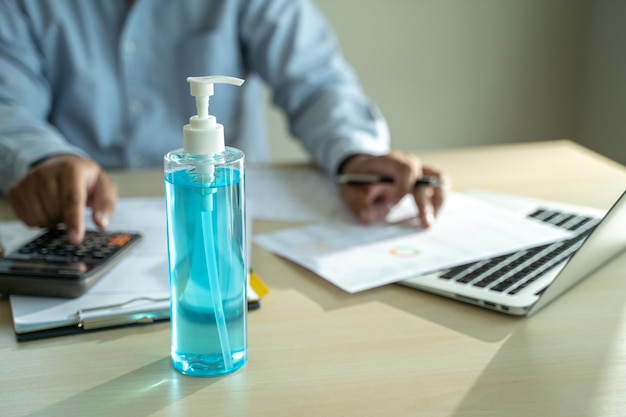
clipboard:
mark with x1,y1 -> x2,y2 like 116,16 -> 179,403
13,296 -> 171,342
13,284 -> 264,342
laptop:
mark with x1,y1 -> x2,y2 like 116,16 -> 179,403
400,189 -> 626,316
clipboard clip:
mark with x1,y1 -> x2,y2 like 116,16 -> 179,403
76,297 -> 170,331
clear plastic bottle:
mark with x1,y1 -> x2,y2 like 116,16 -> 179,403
164,76 -> 247,377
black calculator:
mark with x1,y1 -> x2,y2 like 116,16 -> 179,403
0,227 -> 142,298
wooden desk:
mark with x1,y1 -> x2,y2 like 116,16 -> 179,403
1,140 -> 625,417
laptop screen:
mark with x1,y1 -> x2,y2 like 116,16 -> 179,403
528,190 -> 626,315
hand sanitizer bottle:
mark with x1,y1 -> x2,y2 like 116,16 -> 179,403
164,75 -> 247,377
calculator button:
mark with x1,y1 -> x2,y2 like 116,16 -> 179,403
108,235 -> 129,247
9,228 -> 140,270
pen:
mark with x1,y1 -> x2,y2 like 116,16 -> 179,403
336,174 -> 444,187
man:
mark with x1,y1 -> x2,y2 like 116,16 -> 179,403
0,0 -> 447,244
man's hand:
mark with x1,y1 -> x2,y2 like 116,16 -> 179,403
8,155 -> 118,244
338,151 -> 449,227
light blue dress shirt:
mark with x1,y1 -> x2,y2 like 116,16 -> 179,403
0,0 -> 390,194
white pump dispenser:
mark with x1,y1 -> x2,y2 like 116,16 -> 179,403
183,76 -> 245,157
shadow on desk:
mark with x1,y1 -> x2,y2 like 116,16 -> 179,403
24,357 -> 218,417
258,253 -> 518,343
258,247 -> 626,416
449,253 -> 626,417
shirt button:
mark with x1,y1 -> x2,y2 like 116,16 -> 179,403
129,100 -> 143,114
124,40 -> 136,54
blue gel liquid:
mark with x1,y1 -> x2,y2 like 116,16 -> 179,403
165,167 -> 247,377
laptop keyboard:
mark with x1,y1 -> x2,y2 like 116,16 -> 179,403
438,208 -> 600,295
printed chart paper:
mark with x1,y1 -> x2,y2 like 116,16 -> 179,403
254,192 -> 574,293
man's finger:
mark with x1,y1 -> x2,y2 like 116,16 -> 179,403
90,172 -> 118,229
341,184 -> 394,224
59,165 -> 88,244
414,186 -> 435,228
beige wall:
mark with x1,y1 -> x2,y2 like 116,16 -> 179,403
265,0 -> 626,166
579,0 -> 626,165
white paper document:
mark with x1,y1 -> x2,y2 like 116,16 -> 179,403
246,165 -> 347,222
253,192 -> 574,293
